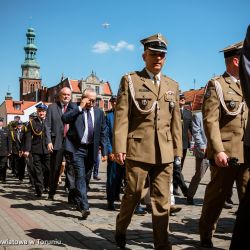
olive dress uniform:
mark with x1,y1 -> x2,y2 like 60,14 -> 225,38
24,116 -> 50,196
0,120 -> 12,182
199,70 -> 249,245
114,65 -> 182,249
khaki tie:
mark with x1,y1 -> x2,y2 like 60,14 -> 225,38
153,75 -> 159,92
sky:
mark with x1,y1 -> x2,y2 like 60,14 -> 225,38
0,0 -> 249,104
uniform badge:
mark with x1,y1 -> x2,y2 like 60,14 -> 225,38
141,99 -> 148,106
204,90 -> 211,99
227,91 -> 236,95
229,100 -> 236,109
169,101 -> 175,108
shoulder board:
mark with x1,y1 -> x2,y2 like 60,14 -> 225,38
163,75 -> 179,85
211,75 -> 221,81
125,71 -> 136,76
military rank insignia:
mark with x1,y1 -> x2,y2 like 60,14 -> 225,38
141,99 -> 148,106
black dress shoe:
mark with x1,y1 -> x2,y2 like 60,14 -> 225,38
115,231 -> 126,249
107,201 -> 115,211
48,195 -> 55,201
187,197 -> 194,205
201,238 -> 213,248
81,209 -> 90,219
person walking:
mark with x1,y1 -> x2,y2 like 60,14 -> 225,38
113,33 -> 182,249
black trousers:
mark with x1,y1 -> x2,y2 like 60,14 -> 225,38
32,153 -> 50,195
173,161 -> 188,195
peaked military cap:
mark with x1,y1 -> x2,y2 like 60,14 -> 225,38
0,117 -> 4,122
179,93 -> 186,99
110,95 -> 117,102
220,41 -> 243,58
35,103 -> 48,110
140,33 -> 168,53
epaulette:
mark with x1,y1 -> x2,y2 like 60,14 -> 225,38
164,75 -> 179,85
211,75 -> 221,81
125,71 -> 136,76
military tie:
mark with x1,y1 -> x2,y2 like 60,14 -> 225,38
87,109 -> 94,143
153,75 -> 160,93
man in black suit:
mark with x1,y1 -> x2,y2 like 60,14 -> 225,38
173,94 -> 191,196
62,87 -> 107,219
45,87 -> 73,200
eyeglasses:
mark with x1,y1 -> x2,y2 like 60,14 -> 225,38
89,99 -> 96,104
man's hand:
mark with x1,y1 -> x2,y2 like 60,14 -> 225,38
79,97 -> 88,109
115,153 -> 126,165
47,143 -> 53,153
108,153 -> 115,161
101,155 -> 107,162
214,151 -> 228,167
23,151 -> 29,158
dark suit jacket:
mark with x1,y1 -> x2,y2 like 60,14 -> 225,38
240,25 -> 250,147
181,108 -> 192,149
45,101 -> 66,150
105,109 -> 114,154
61,102 -> 108,161
0,127 -> 11,157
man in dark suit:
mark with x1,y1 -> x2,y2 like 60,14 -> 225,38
105,95 -> 124,210
45,87 -> 73,200
172,94 -> 191,196
62,87 -> 107,219
230,25 -> 250,250
0,117 -> 12,183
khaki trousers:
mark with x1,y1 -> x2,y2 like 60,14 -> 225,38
199,163 -> 249,240
116,159 -> 173,250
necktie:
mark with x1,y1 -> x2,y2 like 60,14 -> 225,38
87,109 -> 94,143
153,75 -> 159,91
63,105 -> 68,137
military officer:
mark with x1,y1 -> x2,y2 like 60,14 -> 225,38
113,33 -> 182,249
23,103 -> 50,198
199,42 -> 249,248
0,117 -> 12,183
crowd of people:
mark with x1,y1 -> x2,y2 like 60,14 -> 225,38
0,26 -> 250,249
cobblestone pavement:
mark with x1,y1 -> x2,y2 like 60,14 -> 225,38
0,156 -> 238,249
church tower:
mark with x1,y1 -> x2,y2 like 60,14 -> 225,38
19,28 -> 42,100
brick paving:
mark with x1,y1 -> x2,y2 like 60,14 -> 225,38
0,156 -> 238,249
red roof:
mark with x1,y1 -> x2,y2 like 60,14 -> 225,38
69,79 -> 81,92
5,100 -> 51,114
183,88 -> 205,111
103,82 -> 112,95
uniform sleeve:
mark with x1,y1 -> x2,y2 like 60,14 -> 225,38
202,80 -> 224,154
171,84 -> 183,157
113,75 -> 130,153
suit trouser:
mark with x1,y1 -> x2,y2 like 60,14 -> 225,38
49,149 -> 64,196
187,156 -> 209,198
116,159 -> 172,250
230,145 -> 250,250
106,160 -> 124,202
199,162 -> 249,240
173,161 -> 188,195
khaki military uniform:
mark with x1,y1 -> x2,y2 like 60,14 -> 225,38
199,72 -> 249,241
113,68 -> 182,249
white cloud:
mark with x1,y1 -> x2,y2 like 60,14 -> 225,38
92,40 -> 134,54
92,41 -> 110,54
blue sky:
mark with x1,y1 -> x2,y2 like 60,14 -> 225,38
0,0 -> 249,103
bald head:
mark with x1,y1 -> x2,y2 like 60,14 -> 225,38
59,87 -> 71,104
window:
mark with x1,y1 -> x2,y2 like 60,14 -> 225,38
104,100 -> 109,109
95,86 -> 100,95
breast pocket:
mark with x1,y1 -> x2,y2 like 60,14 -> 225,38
164,94 -> 176,113
135,92 -> 155,110
224,92 -> 242,113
